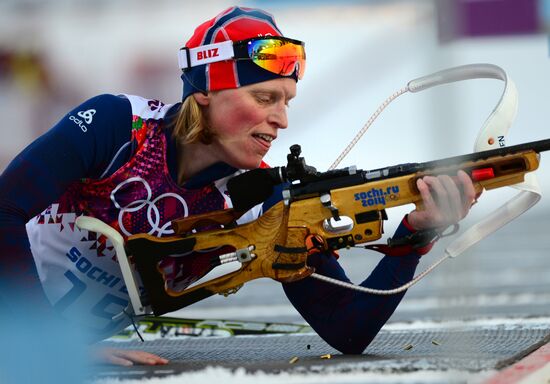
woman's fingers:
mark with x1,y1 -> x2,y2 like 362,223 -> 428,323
95,348 -> 169,366
438,174 -> 463,221
103,353 -> 134,367
425,176 -> 452,220
457,170 -> 477,216
410,171 -> 476,230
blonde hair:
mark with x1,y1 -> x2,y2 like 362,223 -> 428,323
172,95 -> 213,145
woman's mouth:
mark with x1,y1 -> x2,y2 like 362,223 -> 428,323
252,133 -> 275,149
253,133 -> 275,143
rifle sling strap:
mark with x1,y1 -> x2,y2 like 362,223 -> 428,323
365,236 -> 436,257
365,224 -> 458,257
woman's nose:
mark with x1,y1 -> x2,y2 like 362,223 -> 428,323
269,102 -> 288,129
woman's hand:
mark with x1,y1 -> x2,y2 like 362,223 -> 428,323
93,347 -> 169,366
407,170 -> 477,231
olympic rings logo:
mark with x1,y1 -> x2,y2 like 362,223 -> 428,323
110,177 -> 188,237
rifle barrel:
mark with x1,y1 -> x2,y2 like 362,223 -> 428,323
362,138 -> 550,182
420,138 -> 550,170
289,138 -> 550,199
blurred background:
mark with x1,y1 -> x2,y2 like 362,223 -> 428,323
1,0 -> 549,206
1,0 -> 550,325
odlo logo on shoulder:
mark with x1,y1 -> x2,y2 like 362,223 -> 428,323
69,109 -> 96,132
78,109 -> 96,124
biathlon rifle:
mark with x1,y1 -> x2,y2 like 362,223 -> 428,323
77,138 -> 550,317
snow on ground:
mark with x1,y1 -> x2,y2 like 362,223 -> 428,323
93,367 -> 494,384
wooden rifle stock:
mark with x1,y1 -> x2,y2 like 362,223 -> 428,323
127,139 -> 549,316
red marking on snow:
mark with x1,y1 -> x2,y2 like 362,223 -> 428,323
483,341 -> 550,384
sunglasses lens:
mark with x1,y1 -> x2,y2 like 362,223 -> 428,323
247,38 -> 306,79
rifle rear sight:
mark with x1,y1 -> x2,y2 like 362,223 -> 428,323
284,144 -> 318,182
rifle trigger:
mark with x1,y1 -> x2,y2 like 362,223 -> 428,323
320,193 -> 340,221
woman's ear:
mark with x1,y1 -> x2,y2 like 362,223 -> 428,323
192,92 -> 210,106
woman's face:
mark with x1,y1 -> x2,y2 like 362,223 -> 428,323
195,77 -> 296,169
